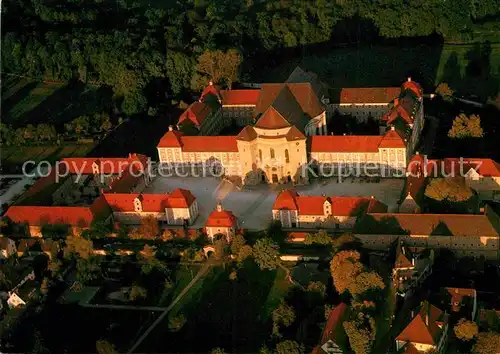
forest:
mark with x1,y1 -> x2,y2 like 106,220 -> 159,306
1,0 -> 499,115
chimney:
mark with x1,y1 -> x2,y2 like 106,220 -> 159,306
168,125 -> 173,131
391,126 -> 395,131
370,195 -> 374,199
209,80 -> 213,86
415,151 -> 419,155
343,133 -> 346,136
407,77 -> 412,82
331,132 -> 334,136
216,202 -> 223,212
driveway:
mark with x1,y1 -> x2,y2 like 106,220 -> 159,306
143,176 -> 404,230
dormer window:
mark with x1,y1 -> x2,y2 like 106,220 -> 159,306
134,197 -> 143,212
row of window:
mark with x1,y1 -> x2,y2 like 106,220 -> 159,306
258,148 -> 290,163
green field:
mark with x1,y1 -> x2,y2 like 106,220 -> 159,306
1,143 -> 95,173
257,43 -> 500,100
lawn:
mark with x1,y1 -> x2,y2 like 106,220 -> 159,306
138,261 -> 285,353
261,267 -> 293,320
1,143 -> 95,174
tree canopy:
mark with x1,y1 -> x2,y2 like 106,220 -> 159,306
448,114 -> 484,138
454,318 -> 478,341
425,177 -> 474,202
472,332 -> 500,354
252,238 -> 280,270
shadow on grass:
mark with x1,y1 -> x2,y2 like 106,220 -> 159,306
138,260 -> 276,353
1,81 -> 39,122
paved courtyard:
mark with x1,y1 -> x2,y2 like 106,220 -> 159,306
143,177 -> 404,230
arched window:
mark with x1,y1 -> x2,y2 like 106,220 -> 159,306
259,149 -> 262,161
285,149 -> 290,163
270,148 -> 275,159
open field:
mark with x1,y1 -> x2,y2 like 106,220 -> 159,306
256,43 -> 500,100
138,262 -> 290,353
1,143 -> 95,174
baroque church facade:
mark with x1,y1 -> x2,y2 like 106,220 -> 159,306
157,67 -> 425,185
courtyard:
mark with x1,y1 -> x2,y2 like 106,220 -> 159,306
142,176 -> 404,230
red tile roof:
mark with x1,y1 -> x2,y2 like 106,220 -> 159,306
177,101 -> 213,127
285,126 -> 306,141
366,211 -> 500,237
167,188 -> 196,208
425,158 -> 500,178
395,242 -> 414,269
273,191 -> 387,216
157,130 -> 238,152
255,106 -> 291,129
157,129 -> 183,148
104,188 -> 196,212
379,128 -> 406,148
445,287 -> 476,312
206,206 -> 237,228
316,303 -> 348,353
200,83 -> 222,101
236,126 -> 258,141
382,103 -> 413,125
180,136 -> 238,152
396,302 -> 446,346
5,205 -> 97,227
220,89 -> 260,105
402,80 -> 423,98
337,87 -> 401,104
310,135 -> 382,152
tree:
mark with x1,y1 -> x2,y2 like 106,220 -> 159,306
129,283 -> 147,301
230,233 -> 246,255
330,250 -> 363,294
210,348 -> 226,354
304,230 -> 331,245
425,177 -> 474,202
76,257 -> 102,284
130,216 -> 159,239
252,238 -> 279,270
64,235 -> 94,259
343,320 -> 373,354
351,271 -> 385,296
272,301 -> 296,328
237,245 -> 253,263
96,340 -> 118,354
275,340 -> 304,354
168,313 -> 186,331
214,236 -> 229,260
454,318 -> 478,341
161,228 -> 175,241
472,332 -> 500,354
448,113 -> 484,138
307,281 -> 327,297
435,82 -> 454,101
166,51 -> 195,95
196,49 -> 242,88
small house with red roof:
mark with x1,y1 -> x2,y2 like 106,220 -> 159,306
272,190 -> 387,229
392,240 -> 434,296
313,303 -> 348,354
205,202 -> 238,242
395,301 -> 449,353
103,188 -> 198,226
444,287 -> 477,319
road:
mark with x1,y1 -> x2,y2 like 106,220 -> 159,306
0,165 -> 49,211
126,258 -> 215,353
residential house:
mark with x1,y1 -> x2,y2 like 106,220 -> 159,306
205,202 -> 238,242
395,301 -> 449,353
393,240 -> 434,296
103,188 -> 198,226
7,292 -> 26,309
312,303 -> 348,354
445,287 -> 477,319
272,190 -> 387,228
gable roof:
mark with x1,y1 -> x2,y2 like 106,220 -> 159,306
200,83 -> 222,102
402,79 -> 423,98
286,66 -> 327,99
335,87 -> 401,104
309,135 -> 383,153
394,241 -> 414,269
167,188 -> 196,208
445,287 -> 476,312
236,126 -> 258,141
255,106 -> 291,129
272,191 -> 387,216
364,211 -> 500,237
157,129 -> 184,148
379,127 -> 407,148
177,101 -> 213,127
315,303 -> 348,354
396,302 -> 447,346
220,89 -> 260,105
206,205 -> 237,227
286,126 -> 306,141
